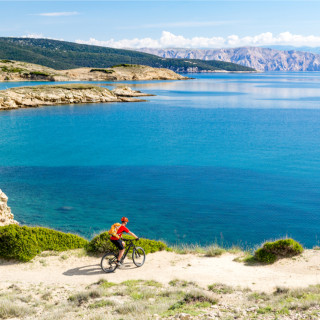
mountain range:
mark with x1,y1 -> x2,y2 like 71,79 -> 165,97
137,47 -> 320,71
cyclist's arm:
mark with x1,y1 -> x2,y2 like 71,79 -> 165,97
128,231 -> 138,239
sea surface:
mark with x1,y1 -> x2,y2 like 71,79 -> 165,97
1,72 -> 320,248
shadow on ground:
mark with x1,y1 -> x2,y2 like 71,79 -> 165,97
63,262 -> 137,276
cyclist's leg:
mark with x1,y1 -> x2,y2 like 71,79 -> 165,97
110,239 -> 125,263
118,240 -> 125,261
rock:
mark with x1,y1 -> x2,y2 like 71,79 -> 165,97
112,86 -> 152,97
175,314 -> 192,320
0,190 -> 19,226
0,84 -> 152,110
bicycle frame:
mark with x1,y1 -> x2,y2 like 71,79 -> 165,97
119,239 -> 135,263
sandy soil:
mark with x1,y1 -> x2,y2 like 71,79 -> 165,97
2,250 -> 320,293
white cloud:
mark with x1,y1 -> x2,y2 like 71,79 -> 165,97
22,34 -> 64,41
22,33 -> 44,39
76,31 -> 320,49
35,12 -> 79,17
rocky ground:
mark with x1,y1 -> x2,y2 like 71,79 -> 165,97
0,84 -> 152,110
0,59 -> 188,82
1,249 -> 320,320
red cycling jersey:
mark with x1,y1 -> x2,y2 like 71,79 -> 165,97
110,225 -> 129,240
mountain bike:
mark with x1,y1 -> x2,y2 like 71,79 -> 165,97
100,238 -> 145,273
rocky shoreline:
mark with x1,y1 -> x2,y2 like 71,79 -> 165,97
0,84 -> 153,110
0,60 -> 188,82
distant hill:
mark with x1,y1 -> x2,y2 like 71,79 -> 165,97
138,47 -> 320,71
0,38 -> 255,73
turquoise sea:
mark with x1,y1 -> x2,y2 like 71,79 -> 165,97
1,72 -> 320,248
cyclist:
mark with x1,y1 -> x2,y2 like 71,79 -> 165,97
110,217 -> 139,266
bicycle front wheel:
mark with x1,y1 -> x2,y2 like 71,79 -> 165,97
101,252 -> 118,273
132,247 -> 145,267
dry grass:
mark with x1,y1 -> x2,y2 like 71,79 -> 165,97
1,277 -> 320,320
171,242 -> 248,258
0,299 -> 33,318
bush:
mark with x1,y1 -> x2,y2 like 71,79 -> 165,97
29,71 -> 50,77
1,66 -> 24,73
254,239 -> 303,264
111,64 -> 139,68
254,249 -> 277,264
0,225 -> 88,262
90,68 -> 114,74
86,231 -> 167,254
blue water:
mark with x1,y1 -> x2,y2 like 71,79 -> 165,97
1,73 -> 320,248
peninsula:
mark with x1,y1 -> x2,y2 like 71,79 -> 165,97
0,59 -> 188,82
0,84 -> 152,110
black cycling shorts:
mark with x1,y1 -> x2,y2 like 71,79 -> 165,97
111,239 -> 124,250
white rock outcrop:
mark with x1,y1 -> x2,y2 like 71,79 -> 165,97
0,190 -> 18,226
0,84 -> 152,110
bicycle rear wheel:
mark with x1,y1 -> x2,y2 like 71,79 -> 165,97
132,247 -> 145,267
101,252 -> 118,273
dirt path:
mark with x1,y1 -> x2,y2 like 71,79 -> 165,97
1,250 -> 320,292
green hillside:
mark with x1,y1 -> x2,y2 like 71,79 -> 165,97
0,37 -> 255,72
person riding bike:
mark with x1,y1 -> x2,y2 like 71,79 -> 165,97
110,217 -> 139,266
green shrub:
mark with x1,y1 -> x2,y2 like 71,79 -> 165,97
255,248 -> 277,264
90,68 -> 114,74
111,64 -> 139,68
86,232 -> 167,254
29,71 -> 50,77
254,239 -> 303,264
0,59 -> 12,63
1,66 -> 24,73
0,225 -> 88,262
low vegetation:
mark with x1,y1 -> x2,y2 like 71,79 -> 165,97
0,225 -> 168,262
254,238 -> 303,264
171,243 -> 243,257
2,279 -> 319,319
111,64 -> 140,68
1,66 -> 24,73
90,68 -> 114,74
0,225 -> 88,261
28,71 -> 51,77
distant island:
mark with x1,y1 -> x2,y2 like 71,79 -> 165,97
0,84 -> 152,111
0,37 -> 256,73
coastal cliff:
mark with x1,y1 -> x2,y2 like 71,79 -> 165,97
0,60 -> 188,82
0,84 -> 152,110
0,190 -> 18,226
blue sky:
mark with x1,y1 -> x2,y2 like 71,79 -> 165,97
1,1 -> 320,48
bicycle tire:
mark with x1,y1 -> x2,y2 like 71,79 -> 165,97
132,247 -> 145,267
101,252 -> 118,273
